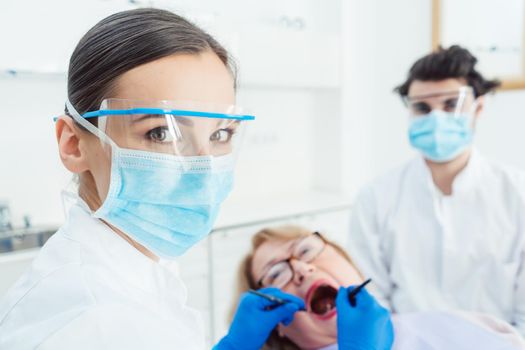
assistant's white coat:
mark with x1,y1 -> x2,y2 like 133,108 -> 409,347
348,149 -> 525,336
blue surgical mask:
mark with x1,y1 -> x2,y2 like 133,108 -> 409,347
94,146 -> 234,258
408,110 -> 473,163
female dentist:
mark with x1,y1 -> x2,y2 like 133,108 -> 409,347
0,8 -> 392,350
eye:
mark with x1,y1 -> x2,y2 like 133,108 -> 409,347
210,128 -> 235,143
444,98 -> 459,112
297,246 -> 312,259
412,102 -> 431,115
268,270 -> 282,283
146,127 -> 174,143
264,263 -> 288,285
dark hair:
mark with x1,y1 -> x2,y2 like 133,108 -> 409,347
67,7 -> 236,116
394,45 -> 500,98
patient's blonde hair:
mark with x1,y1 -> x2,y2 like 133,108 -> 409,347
230,225 -> 358,350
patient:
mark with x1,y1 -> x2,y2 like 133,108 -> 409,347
231,225 -> 525,350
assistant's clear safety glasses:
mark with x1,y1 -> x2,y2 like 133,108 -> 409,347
403,86 -> 478,118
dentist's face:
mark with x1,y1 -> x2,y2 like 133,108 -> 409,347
82,51 -> 236,209
251,235 -> 363,349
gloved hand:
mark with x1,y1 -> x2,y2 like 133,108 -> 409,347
213,287 -> 305,350
336,286 -> 394,350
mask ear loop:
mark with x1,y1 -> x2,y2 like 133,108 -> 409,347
65,99 -> 118,149
65,100 -> 121,218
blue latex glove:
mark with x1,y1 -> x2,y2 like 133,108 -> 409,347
336,286 -> 394,350
213,287 -> 305,350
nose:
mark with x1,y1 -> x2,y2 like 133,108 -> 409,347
196,146 -> 211,156
290,259 -> 315,285
187,142 -> 211,156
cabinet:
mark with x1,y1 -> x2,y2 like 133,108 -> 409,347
1,0 -> 136,75
234,29 -> 341,88
1,0 -> 341,88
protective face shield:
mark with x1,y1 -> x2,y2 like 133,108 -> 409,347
404,86 -> 478,162
65,98 -> 254,258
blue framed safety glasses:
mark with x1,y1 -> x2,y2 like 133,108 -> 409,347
65,98 -> 255,158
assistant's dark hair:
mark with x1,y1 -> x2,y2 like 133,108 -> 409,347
395,45 -> 500,98
67,7 -> 236,116
66,8 -> 236,207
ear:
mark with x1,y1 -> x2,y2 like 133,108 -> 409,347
55,115 -> 90,173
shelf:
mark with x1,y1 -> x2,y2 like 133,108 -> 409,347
0,69 -> 66,80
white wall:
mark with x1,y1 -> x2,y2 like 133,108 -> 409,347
0,76 -> 71,228
477,90 -> 525,169
340,0 -> 432,197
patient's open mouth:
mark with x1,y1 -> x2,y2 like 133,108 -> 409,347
309,284 -> 338,317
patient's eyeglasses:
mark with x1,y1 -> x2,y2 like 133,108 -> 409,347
257,232 -> 326,289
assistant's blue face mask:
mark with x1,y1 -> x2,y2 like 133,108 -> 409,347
65,99 -> 253,258
408,110 -> 474,163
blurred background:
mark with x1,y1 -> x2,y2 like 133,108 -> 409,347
1,0 -> 524,345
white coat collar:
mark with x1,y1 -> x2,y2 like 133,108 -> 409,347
414,148 -> 484,196
61,193 -> 187,302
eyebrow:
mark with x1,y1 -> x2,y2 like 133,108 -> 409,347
131,114 -> 167,123
132,114 -> 236,128
174,116 -> 194,127
224,119 -> 241,128
408,91 -> 461,101
258,239 -> 302,277
132,114 -> 195,127
411,98 -> 458,108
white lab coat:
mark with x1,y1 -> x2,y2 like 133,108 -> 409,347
348,149 -> 525,336
0,197 -> 206,350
